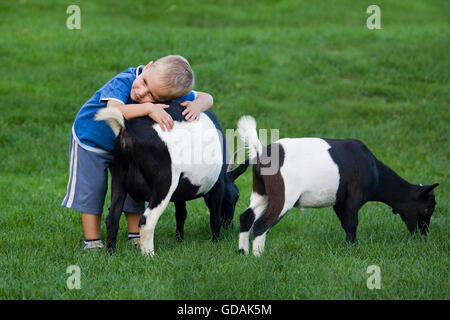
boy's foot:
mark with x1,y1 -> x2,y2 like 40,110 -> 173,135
83,239 -> 104,250
128,233 -> 140,247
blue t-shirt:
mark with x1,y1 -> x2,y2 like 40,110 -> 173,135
73,66 -> 196,153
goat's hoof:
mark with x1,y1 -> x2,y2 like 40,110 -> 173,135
141,249 -> 155,257
175,233 -> 184,242
238,249 -> 247,255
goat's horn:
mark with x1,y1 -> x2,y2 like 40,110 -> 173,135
227,148 -> 242,172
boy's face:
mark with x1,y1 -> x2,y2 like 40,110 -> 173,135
130,62 -> 170,103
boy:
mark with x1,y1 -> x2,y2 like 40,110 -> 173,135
62,55 -> 214,249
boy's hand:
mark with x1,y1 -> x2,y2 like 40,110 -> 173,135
147,103 -> 174,132
180,100 -> 202,122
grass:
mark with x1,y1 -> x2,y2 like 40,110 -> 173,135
0,0 -> 448,299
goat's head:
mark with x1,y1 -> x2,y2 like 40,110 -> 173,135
394,183 -> 439,235
221,150 -> 249,227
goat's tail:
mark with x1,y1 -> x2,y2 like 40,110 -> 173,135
237,115 -> 263,160
95,107 -> 125,136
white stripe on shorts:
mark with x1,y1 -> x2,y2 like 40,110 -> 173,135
62,137 -> 75,205
66,138 -> 79,208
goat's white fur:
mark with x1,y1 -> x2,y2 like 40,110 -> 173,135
279,138 -> 340,209
237,116 -> 263,160
140,166 -> 181,256
154,113 -> 223,196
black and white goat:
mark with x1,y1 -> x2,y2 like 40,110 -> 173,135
95,100 -> 247,255
237,116 -> 439,256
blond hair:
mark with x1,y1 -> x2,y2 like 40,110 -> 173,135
152,55 -> 195,100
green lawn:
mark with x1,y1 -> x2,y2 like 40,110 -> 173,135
0,0 -> 448,299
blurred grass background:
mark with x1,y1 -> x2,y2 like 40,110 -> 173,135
0,0 -> 448,299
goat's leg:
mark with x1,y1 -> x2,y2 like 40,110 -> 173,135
140,173 -> 180,256
252,200 -> 291,257
334,194 -> 362,244
342,207 -> 359,244
238,192 -> 268,254
204,181 -> 225,242
222,210 -> 233,230
106,169 -> 127,253
174,201 -> 187,242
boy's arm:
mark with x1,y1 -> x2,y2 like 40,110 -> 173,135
180,91 -> 214,122
106,100 -> 174,131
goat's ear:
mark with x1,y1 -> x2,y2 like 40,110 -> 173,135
228,159 -> 250,181
414,183 -> 439,200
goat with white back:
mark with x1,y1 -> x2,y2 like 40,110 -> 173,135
237,115 -> 439,256
95,99 -> 247,255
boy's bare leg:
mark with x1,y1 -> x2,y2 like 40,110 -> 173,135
125,212 -> 142,246
125,212 -> 143,233
81,212 -> 142,248
82,212 -> 141,236
82,213 -> 102,240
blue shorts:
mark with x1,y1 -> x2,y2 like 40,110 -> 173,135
61,135 -> 145,215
